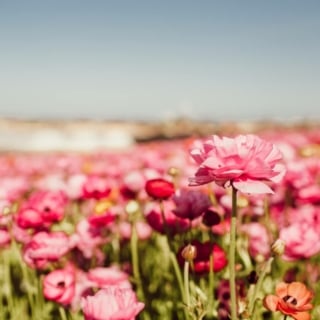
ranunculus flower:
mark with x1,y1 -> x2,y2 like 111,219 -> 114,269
178,240 -> 228,273
144,202 -> 189,236
43,267 -> 76,305
87,267 -> 130,288
172,189 -> 211,220
145,178 -> 175,200
82,175 -> 112,200
263,282 -> 313,320
23,231 -> 73,269
189,134 -> 285,194
81,287 -> 144,320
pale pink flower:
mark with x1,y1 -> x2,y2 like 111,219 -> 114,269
23,231 -> 73,269
43,267 -> 76,305
117,221 -> 152,241
241,223 -> 270,259
82,175 -> 112,200
87,267 -> 131,288
280,221 -> 320,261
81,287 -> 144,320
0,229 -> 11,247
189,134 -> 285,194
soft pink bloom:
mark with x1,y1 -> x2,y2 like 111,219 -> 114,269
172,189 -> 211,220
43,267 -> 76,305
87,267 -> 131,288
81,287 -> 144,320
23,231 -> 73,269
280,222 -> 320,261
241,223 -> 270,259
189,134 -> 285,194
71,219 -> 105,260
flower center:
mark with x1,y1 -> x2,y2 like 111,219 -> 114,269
283,295 -> 298,305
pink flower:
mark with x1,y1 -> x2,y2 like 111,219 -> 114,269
43,267 -> 76,305
189,134 -> 285,194
82,175 -> 112,200
23,231 -> 73,269
0,229 -> 11,247
87,267 -> 131,288
241,223 -> 270,259
81,287 -> 144,320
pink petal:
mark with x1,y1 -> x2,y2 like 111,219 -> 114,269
233,179 -> 274,194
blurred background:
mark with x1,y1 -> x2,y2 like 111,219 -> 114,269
1,1 -> 320,150
1,0 -> 320,122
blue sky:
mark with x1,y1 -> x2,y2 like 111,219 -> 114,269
0,1 -> 320,121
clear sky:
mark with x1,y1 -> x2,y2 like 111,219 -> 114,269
0,1 -> 320,121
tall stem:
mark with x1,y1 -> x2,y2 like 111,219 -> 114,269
229,186 -> 238,320
184,261 -> 190,307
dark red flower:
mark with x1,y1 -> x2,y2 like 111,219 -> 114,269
145,178 -> 175,200
178,240 -> 228,274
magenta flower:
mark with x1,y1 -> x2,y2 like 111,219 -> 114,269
189,134 -> 285,194
81,287 -> 144,320
172,189 -> 211,220
43,267 -> 76,305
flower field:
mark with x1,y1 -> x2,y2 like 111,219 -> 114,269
0,128 -> 320,319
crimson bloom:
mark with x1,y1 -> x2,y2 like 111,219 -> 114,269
178,240 -> 228,274
189,134 -> 285,194
81,287 -> 144,320
263,282 -> 313,320
145,178 -> 175,200
43,267 -> 76,305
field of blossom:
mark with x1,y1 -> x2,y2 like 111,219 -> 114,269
0,128 -> 319,320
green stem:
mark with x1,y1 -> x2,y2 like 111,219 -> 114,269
249,257 -> 274,319
170,252 -> 186,303
184,261 -> 190,307
130,222 -> 150,320
229,186 -> 238,320
58,306 -> 68,320
206,247 -> 215,318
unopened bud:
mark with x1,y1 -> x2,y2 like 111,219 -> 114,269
202,209 -> 221,227
271,239 -> 286,256
181,244 -> 197,262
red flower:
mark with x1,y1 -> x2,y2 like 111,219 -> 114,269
263,282 -> 313,320
178,240 -> 228,273
189,134 -> 285,194
145,178 -> 175,200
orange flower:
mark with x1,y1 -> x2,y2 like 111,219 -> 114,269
263,282 -> 313,320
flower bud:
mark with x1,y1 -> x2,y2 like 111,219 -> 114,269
167,167 -> 179,177
271,239 -> 286,256
145,178 -> 175,200
181,244 -> 197,262
125,200 -> 140,215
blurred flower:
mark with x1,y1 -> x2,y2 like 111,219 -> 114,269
81,287 -> 144,320
82,175 -> 112,200
172,189 -> 211,220
145,178 -> 175,200
178,240 -> 227,274
263,282 -> 313,320
87,267 -> 131,289
0,229 -> 11,247
43,266 -> 76,305
23,231 -> 73,269
189,134 -> 285,194
144,202 -> 189,236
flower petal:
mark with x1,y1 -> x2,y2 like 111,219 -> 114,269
263,295 -> 279,311
233,179 -> 274,194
